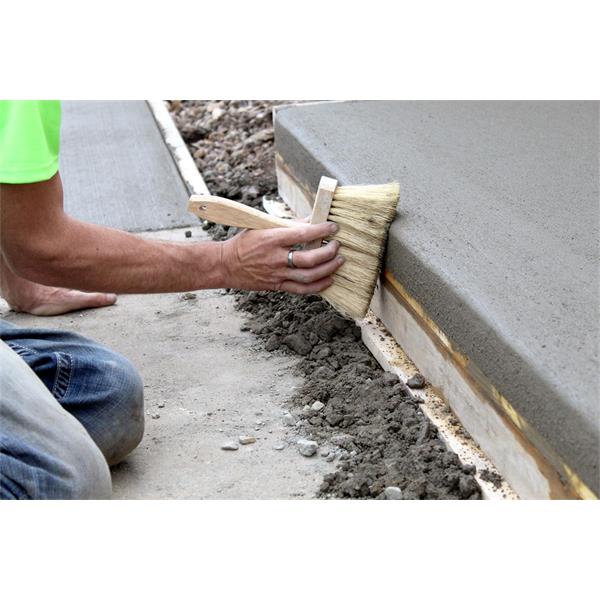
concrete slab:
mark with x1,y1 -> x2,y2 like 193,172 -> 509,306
60,101 -> 197,232
274,101 -> 600,495
0,227 -> 333,499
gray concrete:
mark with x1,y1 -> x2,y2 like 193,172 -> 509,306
275,101 -> 600,494
60,101 -> 196,232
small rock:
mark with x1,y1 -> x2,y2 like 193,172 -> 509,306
157,402 -> 165,409
302,405 -> 311,415
151,412 -> 160,420
273,443 -> 286,451
211,107 -> 224,120
239,435 -> 256,445
311,400 -> 325,412
320,448 -> 330,457
184,230 -> 192,238
384,486 -> 403,500
297,439 -> 318,457
326,454 -> 335,462
221,441 -> 239,451
180,292 -> 197,301
282,413 -> 296,426
407,373 -> 425,388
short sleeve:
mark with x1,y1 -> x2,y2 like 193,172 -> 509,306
0,100 -> 61,184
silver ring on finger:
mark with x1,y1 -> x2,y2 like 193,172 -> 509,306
287,248 -> 297,268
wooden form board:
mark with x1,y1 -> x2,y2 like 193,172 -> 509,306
275,154 -> 596,500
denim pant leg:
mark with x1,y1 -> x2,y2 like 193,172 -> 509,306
0,320 -> 145,467
1,339 -> 112,499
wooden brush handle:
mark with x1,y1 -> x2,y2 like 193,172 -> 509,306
188,195 -> 295,230
304,176 -> 338,250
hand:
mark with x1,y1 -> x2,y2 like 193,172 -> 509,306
221,222 -> 344,294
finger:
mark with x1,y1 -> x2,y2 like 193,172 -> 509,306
280,276 -> 334,295
290,240 -> 340,268
275,222 -> 338,246
285,256 -> 344,283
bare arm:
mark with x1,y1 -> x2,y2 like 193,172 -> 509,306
0,173 -> 342,295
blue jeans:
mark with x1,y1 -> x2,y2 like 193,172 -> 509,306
0,320 -> 144,499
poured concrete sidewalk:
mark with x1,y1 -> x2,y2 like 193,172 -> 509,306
1,101 -> 331,498
274,101 -> 600,497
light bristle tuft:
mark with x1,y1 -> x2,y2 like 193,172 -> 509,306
319,182 -> 399,319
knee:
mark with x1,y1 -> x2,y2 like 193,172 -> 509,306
0,431 -> 112,500
95,352 -> 145,466
62,435 -> 113,499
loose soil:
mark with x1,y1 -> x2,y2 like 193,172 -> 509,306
168,100 -> 481,499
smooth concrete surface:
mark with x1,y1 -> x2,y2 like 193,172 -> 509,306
274,101 -> 600,494
60,101 -> 196,232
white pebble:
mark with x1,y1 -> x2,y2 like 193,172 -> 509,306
282,413 -> 296,426
384,487 -> 403,500
297,439 -> 318,457
221,441 -> 239,451
238,435 -> 256,445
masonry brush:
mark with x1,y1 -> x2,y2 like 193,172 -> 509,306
187,176 -> 400,320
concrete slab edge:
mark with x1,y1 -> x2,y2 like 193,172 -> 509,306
275,159 -> 597,500
147,100 -> 210,196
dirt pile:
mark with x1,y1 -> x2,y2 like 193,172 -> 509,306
237,291 -> 480,499
169,100 -> 481,499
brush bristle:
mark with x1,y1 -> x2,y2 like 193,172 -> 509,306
320,182 -> 399,319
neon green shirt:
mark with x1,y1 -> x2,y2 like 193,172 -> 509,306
0,100 -> 61,184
